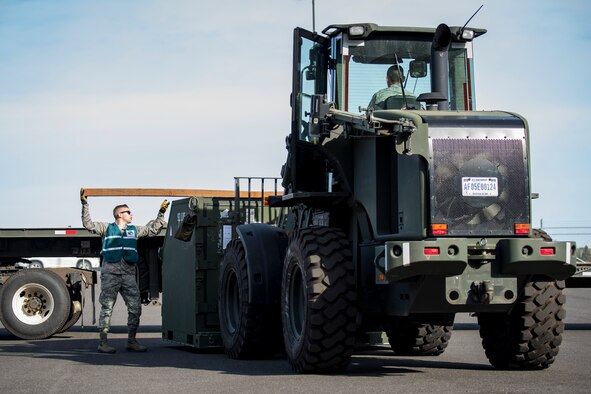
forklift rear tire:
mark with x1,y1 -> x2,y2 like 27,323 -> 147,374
281,226 -> 357,373
0,269 -> 71,340
386,318 -> 454,356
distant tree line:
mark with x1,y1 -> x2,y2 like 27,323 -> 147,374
576,246 -> 591,262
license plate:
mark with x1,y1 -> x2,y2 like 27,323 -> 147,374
462,177 -> 498,197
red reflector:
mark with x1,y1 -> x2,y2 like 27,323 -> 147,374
431,224 -> 448,236
540,247 -> 555,256
65,229 -> 77,235
514,223 -> 530,235
424,247 -> 440,256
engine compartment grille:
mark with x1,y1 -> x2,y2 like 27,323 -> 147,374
430,137 -> 529,236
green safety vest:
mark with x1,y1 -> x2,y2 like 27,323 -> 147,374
101,223 -> 139,263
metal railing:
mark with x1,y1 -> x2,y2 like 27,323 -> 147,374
233,177 -> 283,225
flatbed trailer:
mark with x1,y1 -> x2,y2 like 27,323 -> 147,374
567,259 -> 591,288
0,226 -> 167,339
0,227 -> 101,339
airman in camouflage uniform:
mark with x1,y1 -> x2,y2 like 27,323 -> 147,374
367,65 -> 416,110
81,189 -> 168,353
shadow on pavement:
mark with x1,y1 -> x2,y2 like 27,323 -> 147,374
0,326 -> 491,377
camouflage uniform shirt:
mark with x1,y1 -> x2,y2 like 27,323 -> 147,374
367,83 -> 416,110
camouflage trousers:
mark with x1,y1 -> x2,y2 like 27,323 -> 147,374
98,270 -> 142,334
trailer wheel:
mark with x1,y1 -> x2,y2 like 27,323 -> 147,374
57,290 -> 83,333
76,259 -> 92,270
478,280 -> 566,369
56,300 -> 82,334
28,260 -> 44,269
282,226 -> 357,373
385,318 -> 454,356
218,239 -> 281,359
0,269 -> 71,340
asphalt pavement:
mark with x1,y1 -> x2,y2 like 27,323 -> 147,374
1,286 -> 590,394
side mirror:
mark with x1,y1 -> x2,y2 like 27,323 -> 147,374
409,60 -> 428,78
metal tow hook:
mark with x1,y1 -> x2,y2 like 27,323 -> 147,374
469,280 -> 494,304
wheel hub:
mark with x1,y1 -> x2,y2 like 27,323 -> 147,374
12,284 -> 54,324
24,293 -> 46,315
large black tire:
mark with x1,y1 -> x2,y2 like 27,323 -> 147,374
57,300 -> 82,334
57,290 -> 83,334
478,280 -> 566,369
386,318 -> 454,356
0,269 -> 71,340
281,226 -> 357,373
218,239 -> 282,359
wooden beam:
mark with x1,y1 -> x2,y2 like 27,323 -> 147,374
82,188 -> 281,199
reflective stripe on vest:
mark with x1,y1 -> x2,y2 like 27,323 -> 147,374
101,223 -> 139,263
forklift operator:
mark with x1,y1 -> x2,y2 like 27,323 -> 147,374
367,65 -> 416,110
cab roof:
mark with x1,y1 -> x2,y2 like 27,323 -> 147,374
322,23 -> 487,42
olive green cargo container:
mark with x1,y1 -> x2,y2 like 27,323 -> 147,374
161,197 -> 231,348
161,187 -> 282,348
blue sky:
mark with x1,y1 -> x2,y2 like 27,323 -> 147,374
1,0 -> 590,247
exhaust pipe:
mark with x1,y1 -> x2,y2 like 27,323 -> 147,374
431,24 -> 452,110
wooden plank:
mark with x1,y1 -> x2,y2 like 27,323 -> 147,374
82,188 -> 281,199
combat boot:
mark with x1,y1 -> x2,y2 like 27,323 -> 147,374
126,330 -> 147,352
97,332 -> 116,354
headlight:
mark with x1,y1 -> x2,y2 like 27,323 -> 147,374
461,29 -> 475,40
348,25 -> 365,37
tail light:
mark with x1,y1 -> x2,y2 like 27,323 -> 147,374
431,224 -> 448,236
540,247 -> 555,256
424,247 -> 440,256
514,223 -> 530,235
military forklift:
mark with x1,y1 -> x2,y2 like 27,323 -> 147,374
162,22 -> 577,374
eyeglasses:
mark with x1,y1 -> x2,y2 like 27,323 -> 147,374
120,210 -> 131,215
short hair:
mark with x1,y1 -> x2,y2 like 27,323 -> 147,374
113,204 -> 129,219
387,65 -> 404,83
